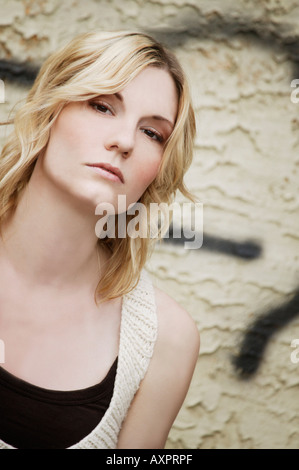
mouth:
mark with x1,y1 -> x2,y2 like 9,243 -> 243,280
86,163 -> 124,184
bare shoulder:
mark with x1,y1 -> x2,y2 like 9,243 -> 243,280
117,285 -> 200,449
152,286 -> 200,389
153,286 -> 200,357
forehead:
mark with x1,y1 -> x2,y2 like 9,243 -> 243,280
119,67 -> 178,123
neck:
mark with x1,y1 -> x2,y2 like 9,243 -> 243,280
0,163 -> 106,291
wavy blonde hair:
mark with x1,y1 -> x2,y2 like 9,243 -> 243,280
0,30 -> 196,301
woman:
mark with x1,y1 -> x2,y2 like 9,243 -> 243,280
0,30 -> 200,449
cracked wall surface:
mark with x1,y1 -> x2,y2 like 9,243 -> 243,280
0,0 -> 299,449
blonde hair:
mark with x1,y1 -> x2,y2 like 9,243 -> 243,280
0,30 -> 196,301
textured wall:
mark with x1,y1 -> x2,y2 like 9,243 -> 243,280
0,0 -> 299,449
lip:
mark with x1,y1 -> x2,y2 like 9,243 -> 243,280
86,163 -> 124,184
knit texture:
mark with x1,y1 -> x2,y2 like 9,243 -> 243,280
0,269 -> 158,449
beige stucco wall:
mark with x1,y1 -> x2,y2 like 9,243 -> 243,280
0,0 -> 299,449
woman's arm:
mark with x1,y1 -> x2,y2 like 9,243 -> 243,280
117,286 -> 200,449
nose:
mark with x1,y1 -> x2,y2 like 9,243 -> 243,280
104,122 -> 135,158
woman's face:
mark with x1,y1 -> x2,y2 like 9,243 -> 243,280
39,66 -> 178,213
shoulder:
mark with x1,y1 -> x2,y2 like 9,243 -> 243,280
153,285 -> 200,356
117,284 -> 199,449
152,286 -> 200,390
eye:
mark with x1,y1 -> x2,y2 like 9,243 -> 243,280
142,128 -> 164,143
90,101 -> 114,115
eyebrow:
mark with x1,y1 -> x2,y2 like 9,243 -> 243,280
151,114 -> 175,129
112,92 -> 175,129
114,92 -> 123,102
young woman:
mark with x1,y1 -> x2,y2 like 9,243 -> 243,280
0,30 -> 200,449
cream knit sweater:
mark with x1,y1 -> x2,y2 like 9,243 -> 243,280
0,269 -> 158,449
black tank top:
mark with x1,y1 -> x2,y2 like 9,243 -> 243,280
0,358 -> 118,449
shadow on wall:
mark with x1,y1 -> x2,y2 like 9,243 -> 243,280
0,11 -> 298,379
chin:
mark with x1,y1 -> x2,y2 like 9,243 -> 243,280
77,189 -> 121,214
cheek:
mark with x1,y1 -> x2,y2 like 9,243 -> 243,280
125,158 -> 161,206
48,105 -> 97,160
139,163 -> 160,187
51,120 -> 86,155
136,152 -> 162,187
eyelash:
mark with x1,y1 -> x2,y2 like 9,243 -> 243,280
141,128 -> 164,143
90,101 -> 113,115
89,100 -> 165,144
